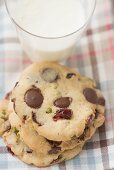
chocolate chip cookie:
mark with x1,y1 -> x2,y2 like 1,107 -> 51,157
0,61 -> 106,167
7,99 -> 104,156
0,92 -> 12,136
3,127 -> 84,167
7,100 -> 81,155
11,61 -> 105,141
0,95 -> 100,156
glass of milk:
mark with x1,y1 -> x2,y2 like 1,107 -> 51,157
5,0 -> 96,61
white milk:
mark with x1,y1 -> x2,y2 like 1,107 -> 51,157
12,0 -> 86,61
13,0 -> 85,37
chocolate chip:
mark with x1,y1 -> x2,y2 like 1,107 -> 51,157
11,98 -> 16,113
47,139 -> 62,147
83,88 -> 98,104
48,147 -> 61,154
95,109 -> 99,119
32,112 -> 37,123
86,114 -> 95,127
78,78 -> 81,81
66,73 -> 76,79
32,112 -> 42,126
51,155 -> 62,164
11,98 -> 16,102
79,115 -> 94,140
24,88 -> 43,108
4,125 -> 11,132
7,146 -> 14,155
32,85 -> 37,88
78,127 -> 88,141
54,97 -> 72,108
71,135 -> 77,140
53,109 -> 73,121
4,122 -> 11,133
97,97 -> 105,106
22,115 -> 27,123
78,132 -> 85,141
14,82 -> 19,88
47,140 -> 62,154
35,81 -> 38,83
41,68 -> 59,83
5,91 -> 12,100
26,149 -> 33,153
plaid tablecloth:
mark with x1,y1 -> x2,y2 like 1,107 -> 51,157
0,0 -> 114,170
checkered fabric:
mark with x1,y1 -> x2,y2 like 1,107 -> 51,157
0,0 -> 114,169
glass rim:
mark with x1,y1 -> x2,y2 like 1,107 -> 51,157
4,0 -> 96,40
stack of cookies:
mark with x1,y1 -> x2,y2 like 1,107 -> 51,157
0,61 -> 105,167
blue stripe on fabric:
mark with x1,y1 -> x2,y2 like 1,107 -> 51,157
73,154 -> 88,165
72,153 -> 104,165
109,153 -> 114,161
73,156 -> 81,169
78,67 -> 86,75
86,149 -> 96,170
97,80 -> 114,91
7,160 -> 28,169
0,160 -> 8,169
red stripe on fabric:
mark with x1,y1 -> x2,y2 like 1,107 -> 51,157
72,45 -> 114,61
106,116 -> 114,122
108,37 -> 114,62
0,58 -> 32,64
106,24 -> 113,30
85,24 -> 114,37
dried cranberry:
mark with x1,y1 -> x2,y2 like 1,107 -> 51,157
53,109 -> 73,121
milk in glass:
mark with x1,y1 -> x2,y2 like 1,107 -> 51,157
12,0 -> 86,61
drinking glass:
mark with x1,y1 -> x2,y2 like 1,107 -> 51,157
4,0 -> 96,61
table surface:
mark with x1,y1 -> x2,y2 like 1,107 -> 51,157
0,0 -> 114,170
